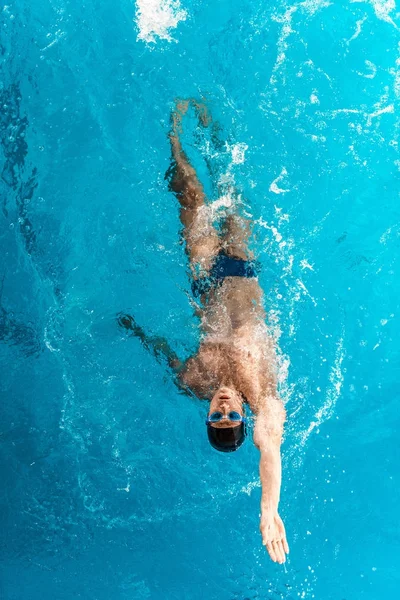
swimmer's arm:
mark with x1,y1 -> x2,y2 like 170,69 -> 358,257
117,313 -> 183,371
253,400 -> 289,563
254,420 -> 282,512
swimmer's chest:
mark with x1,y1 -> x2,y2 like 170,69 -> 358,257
180,342 -> 275,400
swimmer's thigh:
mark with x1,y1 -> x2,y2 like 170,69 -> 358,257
180,204 -> 220,272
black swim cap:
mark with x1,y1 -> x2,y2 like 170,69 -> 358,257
207,422 -> 246,453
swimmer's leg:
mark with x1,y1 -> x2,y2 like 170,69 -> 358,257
167,101 -> 220,274
220,214 -> 254,261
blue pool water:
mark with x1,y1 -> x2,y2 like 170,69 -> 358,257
1,0 -> 400,598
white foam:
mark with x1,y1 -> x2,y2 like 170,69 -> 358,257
241,479 -> 261,495
351,0 -> 399,29
207,141 -> 250,206
206,193 -> 237,220
270,6 -> 297,86
346,16 -> 367,44
366,103 -> 394,126
228,142 -> 248,164
296,279 -> 317,306
300,0 -> 332,15
269,167 -> 290,194
301,332 -> 345,444
318,99 -> 394,127
356,60 -> 377,79
210,194 -> 234,211
300,259 -> 314,271
310,93 -> 320,104
40,29 -> 66,52
371,0 -> 399,29
331,108 -> 364,117
135,0 -> 188,43
394,44 -> 400,98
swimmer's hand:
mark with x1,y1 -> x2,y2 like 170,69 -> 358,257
117,313 -> 182,371
260,511 -> 289,564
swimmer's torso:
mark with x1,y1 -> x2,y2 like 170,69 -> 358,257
198,276 -> 265,335
180,276 -> 277,408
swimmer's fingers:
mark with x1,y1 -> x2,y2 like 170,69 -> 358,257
261,513 -> 289,564
276,515 -> 289,555
274,540 -> 286,564
282,534 -> 290,555
266,541 -> 278,563
261,517 -> 278,562
171,99 -> 190,134
265,539 -> 287,564
191,99 -> 212,127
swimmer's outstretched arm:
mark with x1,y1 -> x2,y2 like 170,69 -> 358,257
253,399 -> 289,564
117,313 -> 183,372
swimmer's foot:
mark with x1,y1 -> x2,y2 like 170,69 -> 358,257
171,98 -> 213,134
260,511 -> 289,564
172,99 -> 190,130
191,99 -> 212,127
169,99 -> 193,162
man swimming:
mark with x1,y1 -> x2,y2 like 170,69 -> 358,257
118,100 -> 289,564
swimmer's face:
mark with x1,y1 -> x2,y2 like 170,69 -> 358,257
208,386 -> 243,429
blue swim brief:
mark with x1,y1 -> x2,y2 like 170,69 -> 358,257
191,251 -> 261,298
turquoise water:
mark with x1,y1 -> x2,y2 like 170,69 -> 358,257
1,0 -> 400,598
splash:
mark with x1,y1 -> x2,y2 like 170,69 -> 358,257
269,167 -> 290,194
135,0 -> 188,43
300,0 -> 332,15
370,0 -> 399,29
351,0 -> 399,29
366,103 -> 394,126
206,192 -> 236,220
300,331 -> 345,445
194,193 -> 236,229
392,43 -> 400,98
357,60 -> 377,79
270,6 -> 298,86
346,16 -> 367,44
228,142 -> 248,164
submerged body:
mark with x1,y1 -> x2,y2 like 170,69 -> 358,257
119,100 -> 289,564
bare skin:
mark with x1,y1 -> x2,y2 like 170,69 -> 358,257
119,100 -> 289,563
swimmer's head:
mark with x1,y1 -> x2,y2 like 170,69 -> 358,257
206,386 -> 246,452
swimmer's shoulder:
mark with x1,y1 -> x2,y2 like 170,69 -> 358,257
250,391 -> 286,422
176,353 -> 202,392
177,343 -> 223,395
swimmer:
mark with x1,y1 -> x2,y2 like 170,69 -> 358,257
118,99 -> 289,564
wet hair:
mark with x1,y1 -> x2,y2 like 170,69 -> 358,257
207,422 -> 246,453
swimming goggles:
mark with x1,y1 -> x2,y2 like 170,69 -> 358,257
206,411 -> 247,424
